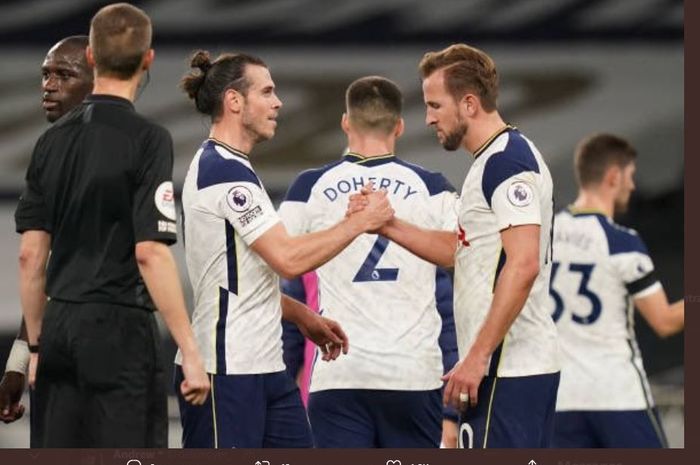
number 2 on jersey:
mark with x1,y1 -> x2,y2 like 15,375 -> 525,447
353,236 -> 399,282
549,261 -> 602,325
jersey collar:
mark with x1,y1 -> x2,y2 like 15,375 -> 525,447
566,205 -> 608,218
473,124 -> 515,160
343,152 -> 396,167
207,138 -> 250,160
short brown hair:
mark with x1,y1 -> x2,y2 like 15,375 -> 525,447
89,3 -> 152,80
574,133 -> 637,188
419,43 -> 499,111
345,76 -> 402,134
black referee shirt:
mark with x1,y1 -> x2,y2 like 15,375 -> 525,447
15,94 -> 178,310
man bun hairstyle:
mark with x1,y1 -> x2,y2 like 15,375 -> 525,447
180,49 -> 266,120
419,43 -> 499,112
89,3 -> 152,80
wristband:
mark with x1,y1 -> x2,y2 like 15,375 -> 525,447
28,344 -> 40,354
4,339 -> 30,375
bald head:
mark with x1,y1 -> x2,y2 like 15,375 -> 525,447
42,35 -> 93,122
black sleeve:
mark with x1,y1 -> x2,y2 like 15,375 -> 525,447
15,135 -> 50,233
132,125 -> 177,245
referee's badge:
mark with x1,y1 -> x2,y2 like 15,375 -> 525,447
154,181 -> 176,220
507,181 -> 533,207
226,185 -> 253,212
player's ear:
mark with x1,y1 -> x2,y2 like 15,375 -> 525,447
142,49 -> 154,70
394,117 -> 405,138
462,93 -> 478,117
224,88 -> 242,114
603,165 -> 622,188
85,46 -> 95,67
341,112 -> 350,135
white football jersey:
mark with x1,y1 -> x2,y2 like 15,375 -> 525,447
551,208 -> 660,411
278,153 -> 458,391
175,139 -> 285,375
454,126 -> 560,377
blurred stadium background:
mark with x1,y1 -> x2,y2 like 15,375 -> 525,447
0,0 -> 683,448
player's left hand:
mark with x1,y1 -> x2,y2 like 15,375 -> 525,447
441,351 -> 488,410
300,314 -> 349,361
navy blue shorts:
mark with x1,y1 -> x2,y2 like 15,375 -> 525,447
174,367 -> 313,448
553,409 -> 668,448
308,389 -> 442,448
458,372 -> 559,448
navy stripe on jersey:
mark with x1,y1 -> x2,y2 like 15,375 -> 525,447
626,270 -> 659,295
482,131 -> 540,207
394,158 -> 456,195
197,142 -> 260,190
283,159 -> 345,202
593,215 -> 649,256
225,222 -> 238,294
216,288 -> 229,374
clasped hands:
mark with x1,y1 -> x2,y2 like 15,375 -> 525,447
345,182 -> 394,233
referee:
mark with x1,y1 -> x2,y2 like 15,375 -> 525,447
15,3 -> 209,447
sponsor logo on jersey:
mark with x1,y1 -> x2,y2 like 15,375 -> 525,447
507,181 -> 533,207
154,181 -> 176,220
226,185 -> 254,212
239,206 -> 263,227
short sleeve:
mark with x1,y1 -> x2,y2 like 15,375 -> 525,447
132,125 -> 178,244
423,173 -> 458,231
608,232 -> 660,298
490,171 -> 541,231
217,178 -> 280,246
278,173 -> 316,235
15,134 -> 50,233
434,191 -> 459,231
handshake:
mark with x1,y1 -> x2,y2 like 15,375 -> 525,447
344,182 -> 395,234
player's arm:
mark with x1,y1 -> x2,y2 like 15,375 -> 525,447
442,224 -> 541,409
252,189 -> 393,279
380,218 -> 457,268
132,127 -> 209,405
280,294 -> 349,361
614,231 -> 683,338
635,289 -> 684,338
347,184 -> 457,267
18,230 -> 50,388
134,241 -> 209,405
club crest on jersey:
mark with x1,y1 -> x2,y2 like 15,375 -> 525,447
154,181 -> 176,220
507,181 -> 533,207
226,185 -> 253,212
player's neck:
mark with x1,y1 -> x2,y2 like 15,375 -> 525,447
572,190 -> 614,218
209,122 -> 254,156
346,135 -> 395,158
464,111 -> 507,156
92,74 -> 142,102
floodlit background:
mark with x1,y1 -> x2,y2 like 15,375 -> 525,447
0,0 -> 683,448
